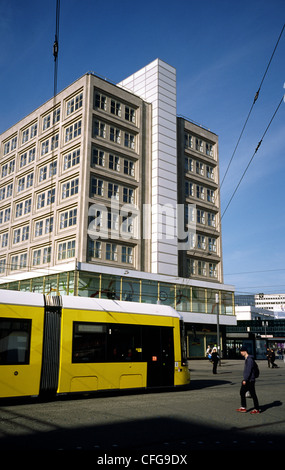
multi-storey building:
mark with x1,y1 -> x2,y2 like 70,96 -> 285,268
0,59 -> 235,357
177,118 -> 222,282
255,293 -> 285,316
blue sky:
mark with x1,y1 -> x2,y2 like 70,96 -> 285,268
1,0 -> 285,294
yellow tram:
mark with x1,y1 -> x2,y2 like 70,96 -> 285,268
0,290 -> 190,399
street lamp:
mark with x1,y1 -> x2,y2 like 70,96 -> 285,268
215,293 -> 220,357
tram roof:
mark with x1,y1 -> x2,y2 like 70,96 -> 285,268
0,289 -> 45,307
61,295 -> 182,318
0,290 -> 181,319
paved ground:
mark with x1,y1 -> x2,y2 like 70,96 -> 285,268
0,358 -> 284,460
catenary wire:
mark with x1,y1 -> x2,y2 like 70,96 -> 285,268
220,22 -> 285,189
186,23 -> 285,262
221,95 -> 283,220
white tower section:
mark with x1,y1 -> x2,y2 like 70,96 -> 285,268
118,59 -> 178,276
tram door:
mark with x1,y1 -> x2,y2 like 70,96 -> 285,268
142,326 -> 174,387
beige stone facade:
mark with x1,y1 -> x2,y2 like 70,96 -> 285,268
0,60 -> 223,285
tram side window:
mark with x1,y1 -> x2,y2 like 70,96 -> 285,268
72,323 -> 107,363
107,324 -> 142,362
72,322 -> 142,363
0,318 -> 31,365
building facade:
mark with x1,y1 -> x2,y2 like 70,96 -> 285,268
0,59 -> 235,357
255,293 -> 285,317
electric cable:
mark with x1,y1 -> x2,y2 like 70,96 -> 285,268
188,22 -> 285,259
221,95 -> 283,220
220,22 -> 285,189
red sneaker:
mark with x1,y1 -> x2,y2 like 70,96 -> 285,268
236,407 -> 247,412
250,409 -> 260,414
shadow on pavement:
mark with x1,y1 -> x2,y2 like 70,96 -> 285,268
0,414 -> 283,453
189,379 -> 232,390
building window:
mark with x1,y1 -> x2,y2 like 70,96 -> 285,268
108,183 -> 119,200
185,157 -> 193,172
24,199 -> 31,214
93,120 -> 106,139
63,149 -> 80,170
0,258 -> 6,273
208,212 -> 216,227
121,246 -> 133,264
43,114 -> 51,130
35,220 -> 44,237
13,228 -> 21,244
108,212 -> 119,231
94,93 -> 106,111
18,177 -> 25,193
40,132 -> 59,154
106,243 -> 117,261
206,143 -> 213,157
62,178 -> 79,199
196,138 -> 203,152
91,147 -> 105,167
196,161 -> 204,176
1,233 -> 8,248
125,106 -> 135,123
109,154 -> 120,171
110,100 -> 121,117
196,185 -> 204,200
110,127 -> 121,144
37,188 -> 55,209
26,173 -> 34,188
22,225 -> 29,241
65,121 -> 81,142
124,132 -> 135,149
88,240 -> 102,259
197,209 -> 205,225
41,139 -> 49,155
185,181 -> 193,197
13,225 -> 29,244
198,261 -> 207,277
206,165 -> 214,180
20,253 -> 27,268
90,177 -> 104,197
123,187 -> 134,204
7,183 -> 13,198
124,159 -> 135,177
11,255 -> 19,271
207,189 -> 214,203
4,208 -> 10,222
1,159 -> 15,178
43,246 -> 52,264
209,263 -> 217,278
22,129 -> 29,144
32,249 -> 41,266
67,92 -> 83,115
208,237 -> 217,253
184,133 -> 193,148
58,240 -> 76,260
197,235 -> 206,250
60,209 -> 77,229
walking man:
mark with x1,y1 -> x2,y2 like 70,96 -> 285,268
236,347 -> 260,414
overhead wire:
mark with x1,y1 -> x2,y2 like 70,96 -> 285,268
47,0 -> 60,293
220,22 -> 285,189
188,23 -> 285,265
221,95 -> 283,220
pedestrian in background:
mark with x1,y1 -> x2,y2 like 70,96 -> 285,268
266,348 -> 271,368
270,349 -> 278,368
236,347 -> 260,414
211,347 -> 219,374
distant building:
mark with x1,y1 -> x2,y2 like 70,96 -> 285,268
255,293 -> 285,317
235,294 -> 255,307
